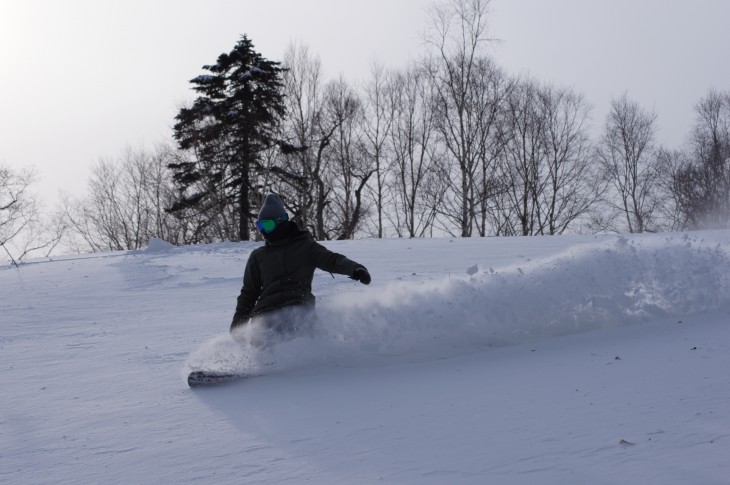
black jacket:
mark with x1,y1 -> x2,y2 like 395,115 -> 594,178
231,223 -> 362,329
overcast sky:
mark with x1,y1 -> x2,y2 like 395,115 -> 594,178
2,0 -> 729,206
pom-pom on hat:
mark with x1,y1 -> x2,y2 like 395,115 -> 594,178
258,193 -> 287,221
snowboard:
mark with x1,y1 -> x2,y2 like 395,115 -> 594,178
187,370 -> 249,388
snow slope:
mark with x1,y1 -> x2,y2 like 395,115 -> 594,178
2,231 -> 730,484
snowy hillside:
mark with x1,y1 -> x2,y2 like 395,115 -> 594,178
2,231 -> 730,484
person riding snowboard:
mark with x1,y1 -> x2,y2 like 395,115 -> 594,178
230,193 -> 371,343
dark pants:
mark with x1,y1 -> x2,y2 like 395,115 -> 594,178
231,303 -> 316,347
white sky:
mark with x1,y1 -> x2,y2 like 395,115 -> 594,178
1,0 -> 729,207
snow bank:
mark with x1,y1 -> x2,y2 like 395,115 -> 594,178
187,234 -> 730,375
143,237 -> 175,253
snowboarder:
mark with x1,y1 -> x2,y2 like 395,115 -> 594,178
230,193 -> 371,344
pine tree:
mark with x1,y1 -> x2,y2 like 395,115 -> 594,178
169,35 -> 286,241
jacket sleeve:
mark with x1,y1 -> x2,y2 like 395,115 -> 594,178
307,240 -> 362,277
231,253 -> 261,330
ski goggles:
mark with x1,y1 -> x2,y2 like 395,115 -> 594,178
256,214 -> 288,234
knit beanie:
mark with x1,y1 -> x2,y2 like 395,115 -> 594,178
258,194 -> 287,221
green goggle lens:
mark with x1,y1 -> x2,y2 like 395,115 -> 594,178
256,214 -> 288,234
256,219 -> 277,233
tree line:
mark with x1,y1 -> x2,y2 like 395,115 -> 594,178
3,0 -> 730,260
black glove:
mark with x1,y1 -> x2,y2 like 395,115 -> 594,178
351,266 -> 371,285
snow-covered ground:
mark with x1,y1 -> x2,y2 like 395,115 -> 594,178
2,231 -> 730,484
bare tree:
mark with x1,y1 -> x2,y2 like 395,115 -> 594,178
538,84 -> 601,234
280,42 -> 369,240
279,41 -> 324,228
498,78 -> 546,235
362,63 -> 395,238
472,57 -> 511,236
426,0 -> 497,237
321,77 -> 374,239
595,94 -> 660,233
387,63 -> 445,237
497,79 -> 599,235
61,145 -> 184,252
668,89 -> 730,229
652,147 -> 689,230
1,165 -> 62,264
